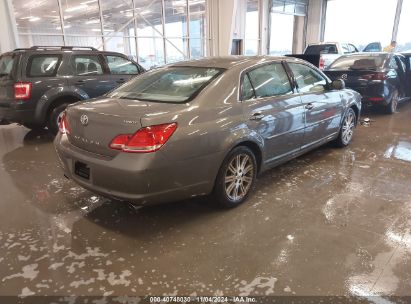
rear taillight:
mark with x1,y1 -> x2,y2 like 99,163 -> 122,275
362,72 -> 387,81
14,82 -> 32,100
319,56 -> 325,70
59,111 -> 70,135
109,123 -> 177,153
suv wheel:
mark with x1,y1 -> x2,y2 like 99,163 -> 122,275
48,103 -> 69,135
335,108 -> 356,147
213,146 -> 257,208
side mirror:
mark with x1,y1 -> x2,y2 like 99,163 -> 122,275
331,79 -> 345,90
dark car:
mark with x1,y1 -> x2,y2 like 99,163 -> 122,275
0,46 -> 144,133
363,42 -> 382,52
325,53 -> 411,114
55,56 -> 361,208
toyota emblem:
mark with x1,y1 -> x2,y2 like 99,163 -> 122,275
341,74 -> 348,80
80,114 -> 89,126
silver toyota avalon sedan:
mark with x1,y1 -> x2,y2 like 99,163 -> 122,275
54,56 -> 361,208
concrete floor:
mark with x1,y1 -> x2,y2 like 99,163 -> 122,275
0,103 -> 410,301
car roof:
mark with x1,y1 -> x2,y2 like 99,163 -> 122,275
168,56 -> 299,69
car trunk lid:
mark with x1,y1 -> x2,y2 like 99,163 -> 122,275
65,97 -> 183,156
325,69 -> 385,91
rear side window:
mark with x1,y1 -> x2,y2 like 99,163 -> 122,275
242,75 -> 255,100
288,63 -> 327,93
105,55 -> 139,75
305,44 -> 338,55
27,55 -> 61,77
242,63 -> 292,100
0,55 -> 15,78
73,55 -> 103,76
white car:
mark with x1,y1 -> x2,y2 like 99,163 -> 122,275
304,42 -> 359,69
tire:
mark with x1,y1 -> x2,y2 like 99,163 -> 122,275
335,108 -> 356,148
47,103 -> 69,135
213,146 -> 257,208
22,123 -> 44,131
385,90 -> 399,114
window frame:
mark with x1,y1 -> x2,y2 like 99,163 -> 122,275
103,54 -> 142,75
70,53 -> 107,76
285,61 -> 331,94
26,54 -> 62,78
239,61 -> 296,102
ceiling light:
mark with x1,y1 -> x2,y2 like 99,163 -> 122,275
56,25 -> 71,30
81,0 -> 97,4
85,19 -> 100,24
65,4 -> 88,12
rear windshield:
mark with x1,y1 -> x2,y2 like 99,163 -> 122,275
305,44 -> 338,55
0,55 -> 15,78
328,55 -> 387,70
108,67 -> 224,103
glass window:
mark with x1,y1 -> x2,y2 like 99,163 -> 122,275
62,0 -> 102,37
136,0 -> 163,38
389,57 -> 398,70
100,0 -> 135,35
189,0 -> 206,39
247,63 -> 292,98
305,44 -> 338,55
289,63 -> 327,93
108,67 -> 224,103
397,0 -> 411,52
65,36 -> 104,50
328,54 -> 387,70
342,44 -> 350,54
12,0 -> 62,35
190,38 -> 206,59
363,42 -> 382,52
245,0 -> 259,55
269,13 -> 294,55
137,37 -> 165,69
0,56 -> 15,78
105,56 -> 139,75
242,75 -> 256,101
72,55 -> 103,76
325,0 -> 397,51
166,39 -> 188,63
27,55 -> 61,77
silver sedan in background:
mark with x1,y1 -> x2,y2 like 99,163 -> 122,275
54,56 -> 361,208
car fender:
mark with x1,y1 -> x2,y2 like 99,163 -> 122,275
219,125 -> 266,170
34,86 -> 90,123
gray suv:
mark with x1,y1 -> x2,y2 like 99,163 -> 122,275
0,46 -> 144,134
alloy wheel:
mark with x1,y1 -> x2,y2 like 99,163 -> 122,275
341,111 -> 355,145
224,154 -> 254,202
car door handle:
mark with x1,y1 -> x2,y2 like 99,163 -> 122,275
305,103 -> 314,110
116,78 -> 126,84
75,80 -> 85,85
250,112 -> 265,121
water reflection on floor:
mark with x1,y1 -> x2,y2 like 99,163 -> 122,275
0,103 -> 410,302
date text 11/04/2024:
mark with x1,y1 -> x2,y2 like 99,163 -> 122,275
149,296 -> 257,303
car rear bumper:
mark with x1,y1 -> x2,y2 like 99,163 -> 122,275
54,134 -> 220,205
347,83 -> 391,106
0,105 -> 36,124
